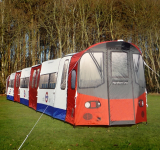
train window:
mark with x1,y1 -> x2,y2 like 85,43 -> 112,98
49,73 -> 57,89
20,78 -> 25,88
79,52 -> 104,88
9,80 -> 14,88
133,54 -> 145,87
39,74 -> 49,89
35,69 -> 40,88
39,73 -> 57,89
71,70 -> 76,89
61,59 -> 69,90
32,70 -> 36,88
20,78 -> 29,88
24,77 -> 29,88
111,52 -> 128,78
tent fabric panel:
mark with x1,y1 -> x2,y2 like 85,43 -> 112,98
29,64 -> 41,110
65,52 -> 84,124
7,95 -> 14,101
14,72 -> 21,103
53,108 -> 66,121
75,93 -> 109,125
110,99 -> 134,122
65,43 -> 105,124
134,92 -> 147,124
54,56 -> 72,113
37,103 -> 54,117
20,98 -> 29,106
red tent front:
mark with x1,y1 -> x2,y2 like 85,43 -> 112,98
14,71 -> 21,102
29,64 -> 41,110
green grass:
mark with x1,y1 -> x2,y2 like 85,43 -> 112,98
0,94 -> 160,150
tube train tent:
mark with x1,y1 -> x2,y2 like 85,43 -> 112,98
14,70 -> 21,103
6,40 -> 147,126
7,73 -> 15,101
20,67 -> 31,106
29,64 -> 41,110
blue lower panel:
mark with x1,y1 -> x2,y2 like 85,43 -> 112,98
37,103 -> 54,117
7,95 -> 14,101
20,98 -> 29,106
53,108 -> 66,121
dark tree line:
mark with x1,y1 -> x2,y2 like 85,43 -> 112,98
0,0 -> 159,93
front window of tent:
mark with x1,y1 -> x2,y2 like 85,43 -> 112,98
133,54 -> 146,88
39,74 -> 49,89
111,52 -> 128,78
79,52 -> 104,88
49,73 -> 57,89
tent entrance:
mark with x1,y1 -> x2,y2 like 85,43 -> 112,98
107,50 -> 135,125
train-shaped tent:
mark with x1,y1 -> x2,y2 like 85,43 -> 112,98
6,40 -> 147,126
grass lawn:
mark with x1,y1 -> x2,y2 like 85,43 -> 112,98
0,94 -> 160,150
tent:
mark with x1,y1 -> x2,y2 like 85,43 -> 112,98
65,41 -> 147,126
14,70 -> 21,102
20,67 -> 31,106
7,73 -> 15,101
6,40 -> 147,126
29,64 -> 41,110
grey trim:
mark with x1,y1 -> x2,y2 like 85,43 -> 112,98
110,120 -> 135,125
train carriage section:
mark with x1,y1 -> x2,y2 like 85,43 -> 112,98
7,73 -> 16,101
20,67 -> 31,106
66,40 -> 147,126
14,70 -> 21,102
37,59 -> 61,117
29,64 -> 41,110
53,55 -> 73,121
6,75 -> 10,95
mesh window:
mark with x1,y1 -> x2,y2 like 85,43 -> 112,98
35,69 -> 40,88
111,52 -> 128,78
71,70 -> 76,89
49,73 -> 57,89
20,78 -> 25,88
32,70 -> 37,88
24,77 -> 29,88
79,52 -> 104,88
39,74 -> 49,89
16,75 -> 20,88
133,54 -> 145,87
9,80 -> 14,88
61,59 -> 69,90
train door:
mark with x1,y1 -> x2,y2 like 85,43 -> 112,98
107,42 -> 135,125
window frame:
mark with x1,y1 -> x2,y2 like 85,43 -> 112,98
78,52 -> 105,89
61,59 -> 69,90
111,51 -> 129,78
39,72 -> 58,89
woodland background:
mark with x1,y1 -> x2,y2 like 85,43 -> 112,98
0,0 -> 159,94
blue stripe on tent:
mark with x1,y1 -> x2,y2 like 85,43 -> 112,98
20,98 -> 29,106
37,103 -> 54,117
53,108 -> 66,121
7,95 -> 14,101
